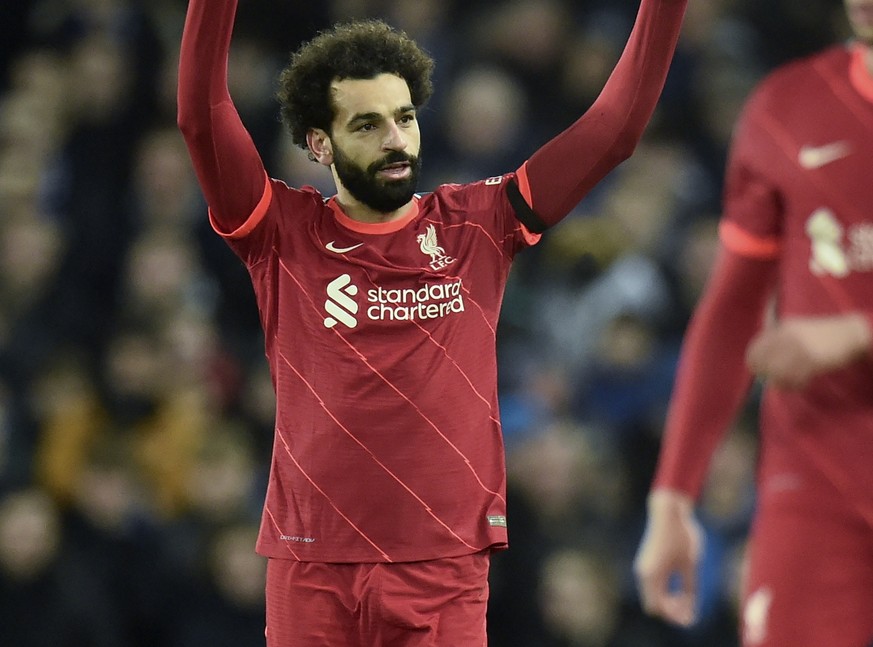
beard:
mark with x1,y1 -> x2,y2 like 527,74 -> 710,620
332,145 -> 421,214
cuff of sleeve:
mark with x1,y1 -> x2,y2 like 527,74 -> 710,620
209,172 -> 273,239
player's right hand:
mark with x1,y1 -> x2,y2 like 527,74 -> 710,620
633,488 -> 703,627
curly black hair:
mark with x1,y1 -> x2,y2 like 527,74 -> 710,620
277,20 -> 435,152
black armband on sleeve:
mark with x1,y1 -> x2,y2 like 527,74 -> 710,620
505,179 -> 548,233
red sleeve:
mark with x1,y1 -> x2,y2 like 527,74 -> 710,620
652,247 -> 777,497
651,67 -> 782,498
517,0 -> 687,227
177,0 -> 269,230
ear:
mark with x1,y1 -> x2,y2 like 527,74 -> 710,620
306,128 -> 333,166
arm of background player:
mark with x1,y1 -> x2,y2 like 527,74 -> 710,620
652,247 -> 776,498
634,247 -> 776,626
177,0 -> 269,231
511,0 -> 688,229
636,66 -> 783,625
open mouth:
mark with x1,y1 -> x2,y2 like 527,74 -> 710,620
377,162 -> 411,180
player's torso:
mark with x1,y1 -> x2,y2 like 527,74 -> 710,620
749,48 -> 873,504
242,181 -> 523,561
259,188 -> 514,378
753,47 -> 873,317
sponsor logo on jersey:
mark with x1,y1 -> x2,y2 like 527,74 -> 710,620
324,274 -> 359,329
417,224 -> 456,271
323,274 -> 465,329
798,141 -> 852,170
806,208 -> 873,277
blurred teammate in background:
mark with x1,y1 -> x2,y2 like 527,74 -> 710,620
634,1 -> 873,645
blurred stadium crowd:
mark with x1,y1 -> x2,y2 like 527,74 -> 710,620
0,0 -> 848,645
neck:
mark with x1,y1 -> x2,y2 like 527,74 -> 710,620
333,186 -> 414,224
330,168 -> 415,223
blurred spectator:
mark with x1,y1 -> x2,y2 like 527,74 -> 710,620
538,546 -> 623,646
162,420 -> 265,581
169,523 -> 267,647
0,486 -> 125,646
31,351 -> 107,504
428,64 -> 532,186
62,434 -> 174,646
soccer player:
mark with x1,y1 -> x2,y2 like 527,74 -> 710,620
633,1 -> 873,645
177,0 -> 687,643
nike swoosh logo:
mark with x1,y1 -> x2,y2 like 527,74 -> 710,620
325,241 -> 363,254
798,141 -> 852,170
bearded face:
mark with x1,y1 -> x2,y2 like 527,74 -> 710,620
331,144 -> 422,214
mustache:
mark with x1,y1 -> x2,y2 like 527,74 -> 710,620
369,151 -> 417,173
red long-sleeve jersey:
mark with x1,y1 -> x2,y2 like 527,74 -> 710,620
178,0 -> 687,562
653,44 -> 873,519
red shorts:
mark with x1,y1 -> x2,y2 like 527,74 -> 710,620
741,486 -> 873,647
265,551 -> 490,647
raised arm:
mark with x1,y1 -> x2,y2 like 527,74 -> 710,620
177,0 -> 269,230
513,0 -> 687,229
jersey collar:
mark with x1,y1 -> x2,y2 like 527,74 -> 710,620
327,196 -> 420,234
850,42 -> 873,103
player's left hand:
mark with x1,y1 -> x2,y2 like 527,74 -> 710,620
745,314 -> 872,389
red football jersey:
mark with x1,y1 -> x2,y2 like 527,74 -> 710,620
213,177 -> 537,562
656,44 -> 873,517
723,43 -> 873,512
178,0 -> 689,562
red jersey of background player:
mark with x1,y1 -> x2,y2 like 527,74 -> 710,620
654,42 -> 873,525
178,0 -> 688,563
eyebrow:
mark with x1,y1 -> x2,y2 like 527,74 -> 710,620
346,104 -> 416,129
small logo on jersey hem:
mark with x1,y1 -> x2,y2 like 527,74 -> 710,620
326,241 -> 364,254
798,141 -> 852,169
487,515 -> 507,528
280,534 -> 316,543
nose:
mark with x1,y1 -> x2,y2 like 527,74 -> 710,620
382,121 -> 408,151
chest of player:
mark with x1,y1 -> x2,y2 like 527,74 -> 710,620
277,217 -> 503,336
766,88 -> 873,286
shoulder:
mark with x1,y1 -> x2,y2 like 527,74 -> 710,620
272,179 -> 328,204
423,174 -> 515,208
269,180 -> 332,218
770,44 -> 847,82
749,45 -> 849,108
241,179 -> 330,242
